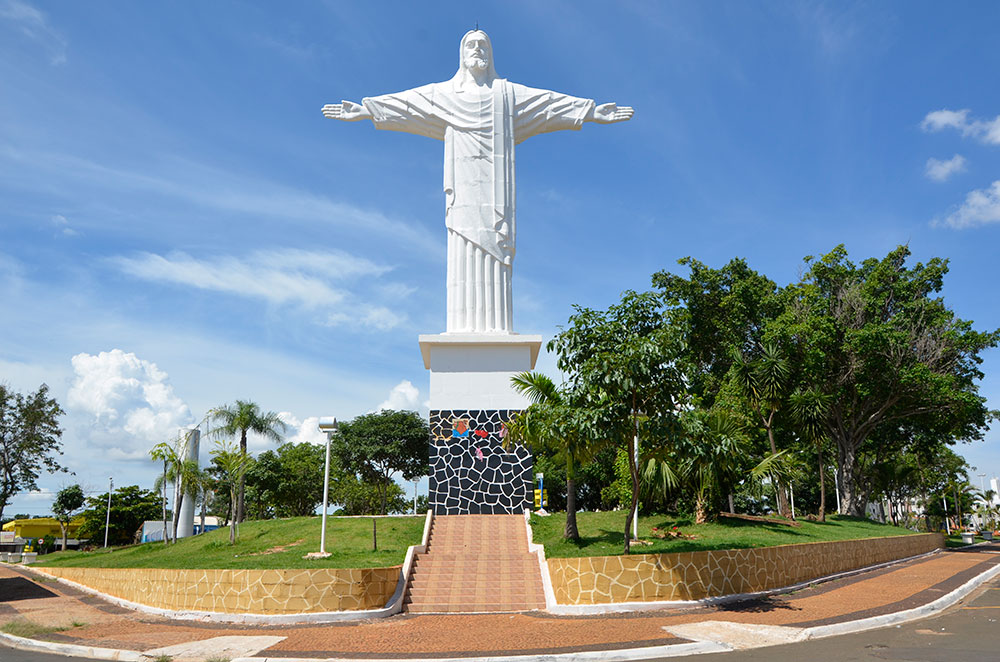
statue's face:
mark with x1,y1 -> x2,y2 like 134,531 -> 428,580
462,32 -> 490,73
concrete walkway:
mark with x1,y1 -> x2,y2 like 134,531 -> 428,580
1,542 -> 998,661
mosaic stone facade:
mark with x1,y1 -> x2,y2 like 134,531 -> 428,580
547,533 -> 944,605
429,409 -> 532,515
36,566 -> 400,614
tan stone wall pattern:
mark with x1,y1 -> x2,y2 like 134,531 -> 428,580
547,533 -> 943,605
38,566 -> 401,614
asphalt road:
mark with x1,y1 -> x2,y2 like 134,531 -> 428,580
2,577 -> 998,661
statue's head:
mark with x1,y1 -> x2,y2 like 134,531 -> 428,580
453,29 -> 498,87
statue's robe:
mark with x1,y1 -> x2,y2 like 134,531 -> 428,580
363,80 -> 594,333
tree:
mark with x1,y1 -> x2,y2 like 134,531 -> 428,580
52,484 -> 85,551
549,291 -> 685,553
210,438 -> 251,544
209,401 -> 287,523
246,442 -> 329,518
775,245 -> 999,516
77,485 -> 162,547
506,372 -> 602,539
0,383 -> 66,523
334,410 -> 429,516
333,475 -> 409,516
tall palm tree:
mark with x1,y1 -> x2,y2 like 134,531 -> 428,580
506,372 -> 598,540
209,401 -> 287,523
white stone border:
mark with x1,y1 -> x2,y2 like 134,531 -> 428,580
16,510 -> 436,625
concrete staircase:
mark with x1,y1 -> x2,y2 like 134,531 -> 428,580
404,514 -> 546,613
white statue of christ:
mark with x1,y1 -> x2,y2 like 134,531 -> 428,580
323,30 -> 633,334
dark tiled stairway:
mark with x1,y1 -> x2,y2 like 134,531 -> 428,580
404,514 -> 546,613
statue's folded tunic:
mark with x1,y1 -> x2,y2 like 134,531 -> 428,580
363,81 -> 593,333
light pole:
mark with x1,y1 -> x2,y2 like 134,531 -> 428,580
315,417 -> 339,558
103,477 -> 113,548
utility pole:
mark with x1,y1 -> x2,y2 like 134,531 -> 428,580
103,476 -> 113,548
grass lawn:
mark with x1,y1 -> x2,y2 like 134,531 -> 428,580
532,511 -> 922,558
34,515 -> 425,569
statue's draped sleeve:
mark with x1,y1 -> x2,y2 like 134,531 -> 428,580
510,83 -> 594,145
362,84 -> 449,141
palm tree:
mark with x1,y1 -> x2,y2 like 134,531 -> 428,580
209,438 -> 251,544
208,400 -> 287,523
789,388 -> 833,520
506,372 -> 599,540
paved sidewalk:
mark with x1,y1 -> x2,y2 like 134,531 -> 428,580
1,543 -> 998,660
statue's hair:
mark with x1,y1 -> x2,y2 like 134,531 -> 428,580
451,29 -> 499,89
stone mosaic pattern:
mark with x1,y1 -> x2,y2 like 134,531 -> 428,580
37,566 -> 400,614
547,533 -> 944,605
429,409 -> 532,515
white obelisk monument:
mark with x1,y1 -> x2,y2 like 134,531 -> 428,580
323,30 -> 632,514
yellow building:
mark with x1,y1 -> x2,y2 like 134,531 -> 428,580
2,517 -> 84,540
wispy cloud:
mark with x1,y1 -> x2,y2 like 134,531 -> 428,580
0,147 -> 444,258
921,109 -> 1000,145
110,248 -> 407,330
0,0 -> 67,65
924,155 -> 967,182
935,180 -> 1000,229
49,213 -> 78,236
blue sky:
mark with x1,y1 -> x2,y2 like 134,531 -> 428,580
3,1 -> 999,515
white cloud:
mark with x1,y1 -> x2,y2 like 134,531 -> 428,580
67,349 -> 193,459
936,180 -> 1000,229
110,249 -> 406,330
924,154 -> 967,182
921,109 -> 1000,145
277,412 -> 326,447
373,380 -> 425,414
0,0 -> 67,65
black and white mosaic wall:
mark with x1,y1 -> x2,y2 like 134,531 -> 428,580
428,409 -> 533,515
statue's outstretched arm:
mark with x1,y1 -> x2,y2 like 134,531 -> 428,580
588,102 -> 634,124
322,100 -> 372,121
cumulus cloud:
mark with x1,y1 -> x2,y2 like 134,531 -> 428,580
67,349 -> 193,459
373,380 -> 426,415
935,180 -> 1000,229
277,412 -> 326,447
921,109 -> 1000,145
924,155 -> 967,182
110,249 -> 406,330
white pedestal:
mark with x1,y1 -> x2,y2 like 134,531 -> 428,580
419,333 -> 543,410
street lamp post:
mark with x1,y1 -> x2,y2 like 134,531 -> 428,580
315,417 -> 339,558
104,476 -> 113,548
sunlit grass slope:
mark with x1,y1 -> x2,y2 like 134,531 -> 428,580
532,511 -> 920,558
35,515 -> 425,569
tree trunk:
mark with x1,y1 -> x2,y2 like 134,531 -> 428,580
162,460 -> 169,545
728,493 -> 735,514
836,438 -> 868,516
623,405 -> 640,555
380,479 -> 388,516
695,493 -> 707,524
200,490 -> 207,535
237,429 -> 248,523
173,492 -> 184,541
564,472 -> 579,540
817,449 -> 826,522
765,419 -> 791,517
60,522 -> 68,552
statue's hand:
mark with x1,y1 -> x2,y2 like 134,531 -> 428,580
321,100 -> 369,121
591,102 -> 634,124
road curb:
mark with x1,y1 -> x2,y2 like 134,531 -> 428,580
0,631 -> 145,661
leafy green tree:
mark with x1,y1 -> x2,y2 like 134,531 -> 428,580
0,383 -> 66,523
334,410 -> 429,516
209,401 -> 287,523
506,372 -> 603,540
332,475 -> 409,516
774,245 -> 999,516
210,438 -> 251,544
52,484 -> 85,551
246,442 -> 329,517
549,291 -> 685,553
77,485 -> 162,547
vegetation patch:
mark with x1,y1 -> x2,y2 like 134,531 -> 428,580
33,515 -> 423,569
532,511 -> 918,558
0,619 -> 67,639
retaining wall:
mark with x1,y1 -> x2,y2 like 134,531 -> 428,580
546,532 -> 943,605
37,566 -> 400,614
